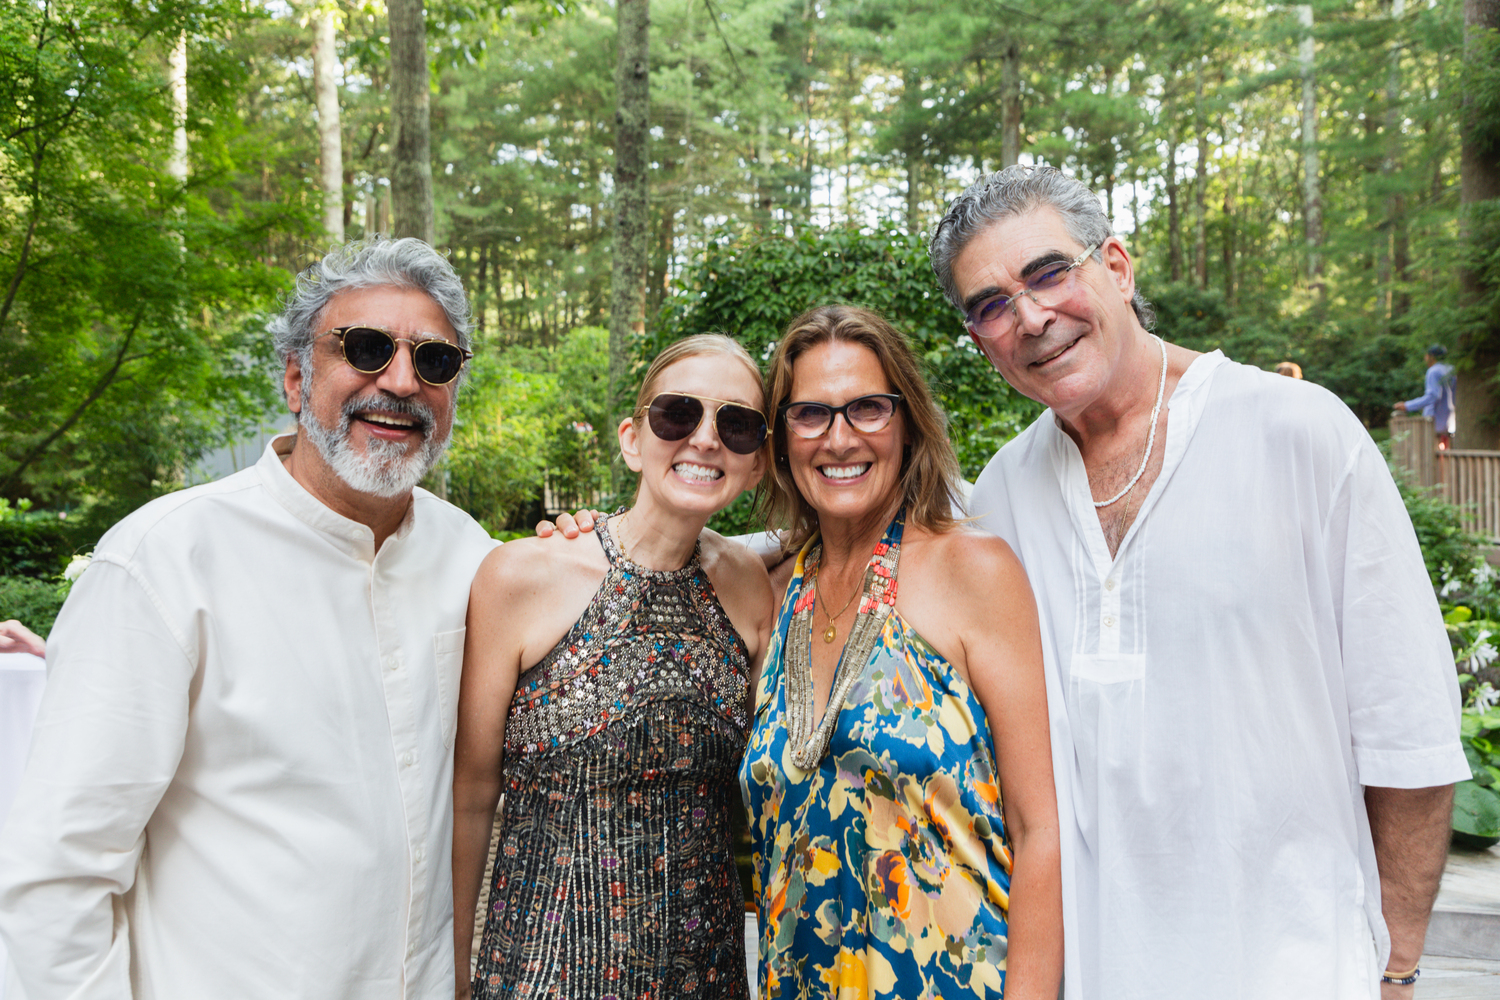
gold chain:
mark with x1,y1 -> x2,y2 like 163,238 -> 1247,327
812,563 -> 860,644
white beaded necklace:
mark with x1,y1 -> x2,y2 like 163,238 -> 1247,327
1094,334 -> 1168,509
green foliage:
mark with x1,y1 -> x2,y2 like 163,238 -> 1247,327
444,327 -> 615,532
1393,473 -> 1488,585
1456,702 -> 1500,848
651,226 -> 1043,482
0,500 -> 76,579
0,574 -> 71,638
0,0 -> 307,526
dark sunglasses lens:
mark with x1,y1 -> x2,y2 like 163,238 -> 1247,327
648,395 -> 703,441
414,342 -> 465,384
341,328 -> 395,373
715,405 -> 767,454
846,395 -> 896,430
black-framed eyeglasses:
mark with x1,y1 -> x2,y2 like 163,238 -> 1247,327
643,392 -> 768,455
779,393 -> 902,439
319,326 -> 473,386
964,243 -> 1099,341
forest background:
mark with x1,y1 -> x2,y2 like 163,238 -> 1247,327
1,0 -> 1499,541
3,0 -> 1500,840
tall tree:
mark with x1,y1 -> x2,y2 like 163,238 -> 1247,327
609,0 -> 650,490
389,0 -> 434,243
313,4 -> 344,243
1455,0 -> 1500,446
1297,3 -> 1323,286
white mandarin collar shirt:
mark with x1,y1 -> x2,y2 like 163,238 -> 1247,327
972,352 -> 1468,1000
0,436 -> 497,999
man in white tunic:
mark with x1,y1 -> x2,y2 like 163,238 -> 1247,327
928,167 -> 1470,999
0,238 -> 497,999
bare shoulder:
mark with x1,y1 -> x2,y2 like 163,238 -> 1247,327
471,532 -> 608,602
699,529 -> 771,580
905,524 -> 1025,584
898,525 -> 1036,645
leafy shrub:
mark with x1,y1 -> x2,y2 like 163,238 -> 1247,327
0,499 -> 76,579
0,574 -> 70,637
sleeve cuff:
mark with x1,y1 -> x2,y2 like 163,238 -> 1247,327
1354,742 -> 1472,789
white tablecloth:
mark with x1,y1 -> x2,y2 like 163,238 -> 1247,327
0,651 -> 46,1000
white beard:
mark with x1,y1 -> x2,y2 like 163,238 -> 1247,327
298,379 -> 451,499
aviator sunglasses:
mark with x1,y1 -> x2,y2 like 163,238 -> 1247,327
320,326 -> 473,386
643,392 -> 769,455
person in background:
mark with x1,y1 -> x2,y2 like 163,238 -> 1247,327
453,335 -> 774,999
1275,360 -> 1303,378
930,165 -> 1467,1000
1394,344 -> 1457,449
0,237 -> 497,1000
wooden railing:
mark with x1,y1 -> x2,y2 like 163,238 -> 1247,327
1390,413 -> 1500,541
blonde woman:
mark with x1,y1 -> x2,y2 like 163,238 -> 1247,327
452,335 -> 776,999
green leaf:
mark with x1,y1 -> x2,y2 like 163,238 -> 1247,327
1454,781 -> 1500,838
1446,606 -> 1475,624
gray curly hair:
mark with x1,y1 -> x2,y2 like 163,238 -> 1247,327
268,237 -> 473,397
929,165 -> 1156,331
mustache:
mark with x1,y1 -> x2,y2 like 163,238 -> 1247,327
342,393 -> 435,435
1025,335 -> 1081,366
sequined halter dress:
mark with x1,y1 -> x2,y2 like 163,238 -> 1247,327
472,513 -> 752,1000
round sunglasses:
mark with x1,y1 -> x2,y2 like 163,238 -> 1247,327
644,392 -> 768,455
320,326 -> 473,386
779,393 -> 902,439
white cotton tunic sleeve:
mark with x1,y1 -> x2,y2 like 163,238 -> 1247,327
0,557 -> 194,997
1326,433 -> 1468,788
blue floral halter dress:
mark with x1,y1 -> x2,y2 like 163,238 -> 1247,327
738,512 -> 1014,999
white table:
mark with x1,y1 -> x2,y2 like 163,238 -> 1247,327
0,651 -> 46,1000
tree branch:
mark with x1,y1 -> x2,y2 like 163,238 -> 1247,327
0,309 -> 146,495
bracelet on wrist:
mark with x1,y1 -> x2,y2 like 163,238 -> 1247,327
1380,965 -> 1419,986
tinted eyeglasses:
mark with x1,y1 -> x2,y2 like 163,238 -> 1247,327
644,392 -> 768,455
779,393 -> 902,439
320,326 -> 473,386
964,243 -> 1099,341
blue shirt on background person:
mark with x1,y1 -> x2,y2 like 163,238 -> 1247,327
1397,344 -> 1456,441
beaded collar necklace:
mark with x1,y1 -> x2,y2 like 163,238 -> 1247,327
783,510 -> 904,769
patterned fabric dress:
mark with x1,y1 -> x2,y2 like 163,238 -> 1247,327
473,514 -> 751,1000
739,514 -> 1014,999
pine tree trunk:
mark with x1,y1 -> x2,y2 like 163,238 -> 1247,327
389,0 -> 434,244
1455,0 -> 1500,448
168,34 -> 188,185
1166,125 -> 1182,283
1001,39 -> 1021,168
1297,4 -> 1323,286
314,9 -> 344,243
1193,61 -> 1208,290
609,0 -> 650,494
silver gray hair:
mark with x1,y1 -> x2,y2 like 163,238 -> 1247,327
929,165 -> 1156,331
268,237 -> 473,396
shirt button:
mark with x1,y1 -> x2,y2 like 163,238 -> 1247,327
413,846 -> 425,863
1105,578 -> 1117,591
401,752 -> 415,767
1102,616 -> 1117,628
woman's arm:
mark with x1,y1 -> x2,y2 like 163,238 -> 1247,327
962,538 -> 1062,1000
700,532 -> 777,718
910,531 -> 1062,1000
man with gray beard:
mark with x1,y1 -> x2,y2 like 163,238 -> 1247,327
0,238 -> 498,1000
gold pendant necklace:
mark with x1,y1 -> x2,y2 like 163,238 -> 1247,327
812,566 -> 859,643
